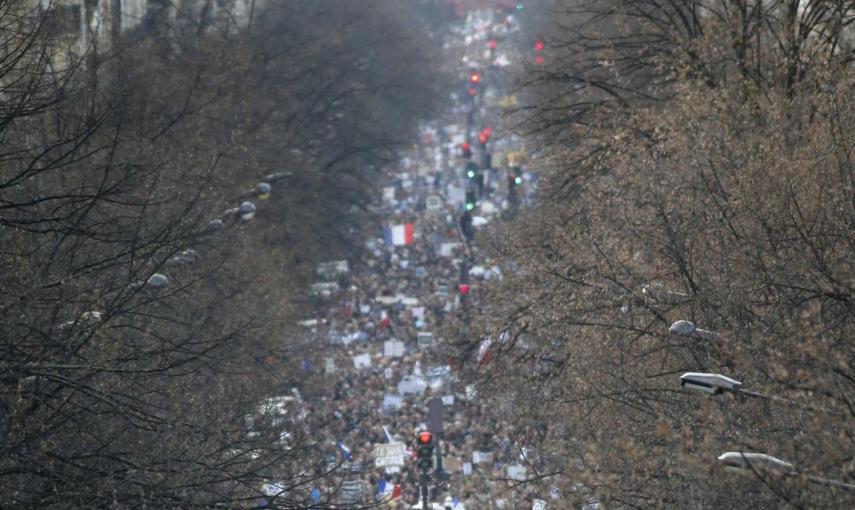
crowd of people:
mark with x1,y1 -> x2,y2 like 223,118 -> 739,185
270,6 -> 550,509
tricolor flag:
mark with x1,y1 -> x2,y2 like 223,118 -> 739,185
383,223 -> 415,246
376,478 -> 393,499
337,441 -> 352,461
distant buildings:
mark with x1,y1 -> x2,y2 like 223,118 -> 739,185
38,0 -> 262,57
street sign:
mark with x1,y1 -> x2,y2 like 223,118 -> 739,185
372,443 -> 406,468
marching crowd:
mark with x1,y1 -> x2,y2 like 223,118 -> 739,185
293,7 -> 549,508
262,6 -> 552,509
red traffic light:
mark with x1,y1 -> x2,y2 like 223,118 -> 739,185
534,39 -> 545,52
482,127 -> 493,137
458,284 -> 470,295
534,55 -> 545,65
468,86 -> 478,96
488,38 -> 497,50
469,71 -> 481,84
418,430 -> 433,444
461,142 -> 471,151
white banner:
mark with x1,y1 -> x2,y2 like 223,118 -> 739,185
372,443 -> 406,468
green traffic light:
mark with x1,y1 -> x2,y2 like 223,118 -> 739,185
467,170 -> 476,179
516,2 -> 524,10
466,202 -> 475,211
514,176 -> 523,185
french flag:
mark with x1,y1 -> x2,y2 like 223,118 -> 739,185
384,223 -> 415,246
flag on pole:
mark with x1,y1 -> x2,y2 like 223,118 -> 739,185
337,441 -> 352,461
383,223 -> 415,246
376,478 -> 399,500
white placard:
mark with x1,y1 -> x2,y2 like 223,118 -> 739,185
401,297 -> 419,307
417,332 -> 434,348
384,367 -> 393,379
360,304 -> 371,314
426,195 -> 442,211
442,395 -> 454,406
372,443 -> 406,468
384,340 -> 405,358
324,357 -> 336,374
438,242 -> 460,257
411,307 -> 425,320
463,462 -> 472,476
532,499 -> 547,510
447,186 -> 465,205
352,353 -> 371,369
507,464 -> 527,481
311,281 -> 339,296
382,394 -> 403,412
398,375 -> 425,395
473,451 -> 493,464
383,186 -> 396,203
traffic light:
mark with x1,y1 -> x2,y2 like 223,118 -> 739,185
516,2 -> 524,11
461,142 -> 472,158
465,190 -> 477,211
477,127 -> 491,146
465,162 -> 478,180
534,39 -> 545,52
512,167 -> 523,185
416,430 -> 434,471
469,70 -> 481,84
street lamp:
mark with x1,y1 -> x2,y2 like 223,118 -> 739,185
680,372 -> 741,395
680,372 -> 839,415
717,452 -> 794,475
669,320 -> 720,340
717,452 -> 855,490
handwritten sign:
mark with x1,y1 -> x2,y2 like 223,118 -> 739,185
372,443 -> 406,468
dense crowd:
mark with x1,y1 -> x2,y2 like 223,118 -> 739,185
280,8 -> 549,509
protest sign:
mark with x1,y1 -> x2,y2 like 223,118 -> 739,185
507,464 -> 527,481
442,395 -> 454,406
398,375 -> 426,395
339,480 -> 363,504
411,307 -> 425,320
372,443 -> 406,468
317,260 -> 349,278
401,297 -> 419,307
438,242 -> 460,257
324,357 -> 336,374
417,332 -> 434,349
447,186 -> 465,205
383,340 -> 405,358
472,451 -> 493,464
382,394 -> 403,412
311,282 -> 339,296
462,462 -> 472,476
532,499 -> 547,510
383,186 -> 396,204
352,353 -> 371,369
444,457 -> 461,472
384,367 -> 393,379
426,195 -> 442,211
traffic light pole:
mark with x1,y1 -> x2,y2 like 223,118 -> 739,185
420,472 -> 430,510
